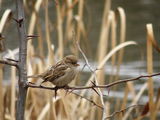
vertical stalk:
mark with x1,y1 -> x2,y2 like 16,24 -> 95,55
0,65 -> 3,119
15,0 -> 28,120
146,24 -> 155,120
56,2 -> 64,59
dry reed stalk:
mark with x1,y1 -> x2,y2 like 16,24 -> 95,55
105,102 -> 110,118
69,95 -> 81,119
60,94 -> 73,120
78,99 -> 90,119
146,24 -> 155,120
0,9 -> 12,33
0,0 -> 1,8
97,0 -> 111,85
25,105 -> 33,120
56,2 -> 64,59
78,97 -> 90,117
145,25 -> 160,53
27,0 -> 43,65
119,85 -> 129,119
114,98 -> 121,120
82,41 -> 136,120
65,0 -> 73,43
26,53 -> 37,119
109,11 -> 117,83
27,57 -> 47,119
28,0 -> 43,35
0,65 -> 3,119
116,7 -> 136,98
76,0 -> 84,43
36,19 -> 44,57
0,9 -> 12,120
75,0 -> 90,58
94,1 -> 111,118
79,41 -> 137,118
70,95 -> 82,119
10,61 -> 16,120
48,96 -> 54,120
83,41 -> 137,88
89,97 -> 97,120
122,83 -> 147,120
45,0 -> 54,65
114,7 -> 126,80
154,94 -> 160,117
37,98 -> 60,120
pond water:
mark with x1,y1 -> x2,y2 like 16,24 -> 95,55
1,0 -> 160,83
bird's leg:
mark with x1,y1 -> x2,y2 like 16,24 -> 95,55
63,84 -> 70,89
54,86 -> 64,99
63,85 -> 70,96
63,85 -> 75,96
54,86 -> 60,99
54,85 -> 71,98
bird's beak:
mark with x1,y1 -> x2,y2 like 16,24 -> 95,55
75,63 -> 80,66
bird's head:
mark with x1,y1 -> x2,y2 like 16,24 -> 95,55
64,55 -> 79,67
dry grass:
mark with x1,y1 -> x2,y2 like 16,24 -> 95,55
0,0 -> 160,120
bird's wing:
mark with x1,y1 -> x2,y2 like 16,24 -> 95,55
42,64 -> 68,83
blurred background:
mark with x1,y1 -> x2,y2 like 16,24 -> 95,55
0,0 -> 160,120
1,0 -> 160,75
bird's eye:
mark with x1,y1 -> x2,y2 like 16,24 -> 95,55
72,62 -> 76,64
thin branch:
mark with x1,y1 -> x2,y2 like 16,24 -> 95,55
105,104 -> 144,119
76,40 -> 95,73
27,35 -> 39,40
0,59 -> 18,68
6,58 -> 19,62
70,91 -> 103,110
27,82 -> 103,109
27,72 -> 160,90
73,31 -> 107,119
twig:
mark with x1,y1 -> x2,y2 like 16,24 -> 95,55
70,91 -> 103,110
12,17 -> 24,27
81,63 -> 87,71
0,59 -> 18,68
105,104 -> 144,119
74,31 -> 107,119
76,40 -> 95,73
6,58 -> 19,62
27,35 -> 39,40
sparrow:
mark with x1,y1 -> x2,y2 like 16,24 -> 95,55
28,55 -> 79,87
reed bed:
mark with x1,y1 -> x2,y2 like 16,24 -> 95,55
0,0 -> 160,120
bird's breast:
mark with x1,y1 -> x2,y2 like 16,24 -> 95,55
51,67 -> 78,87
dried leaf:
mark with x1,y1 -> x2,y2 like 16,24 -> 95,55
141,102 -> 149,116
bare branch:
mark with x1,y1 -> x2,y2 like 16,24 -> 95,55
27,82 -> 103,109
27,35 -> 39,40
105,104 -> 144,119
15,0 -> 28,119
0,59 -> 18,67
6,58 -> 19,62
27,72 -> 160,90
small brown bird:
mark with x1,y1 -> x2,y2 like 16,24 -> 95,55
28,55 -> 79,87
